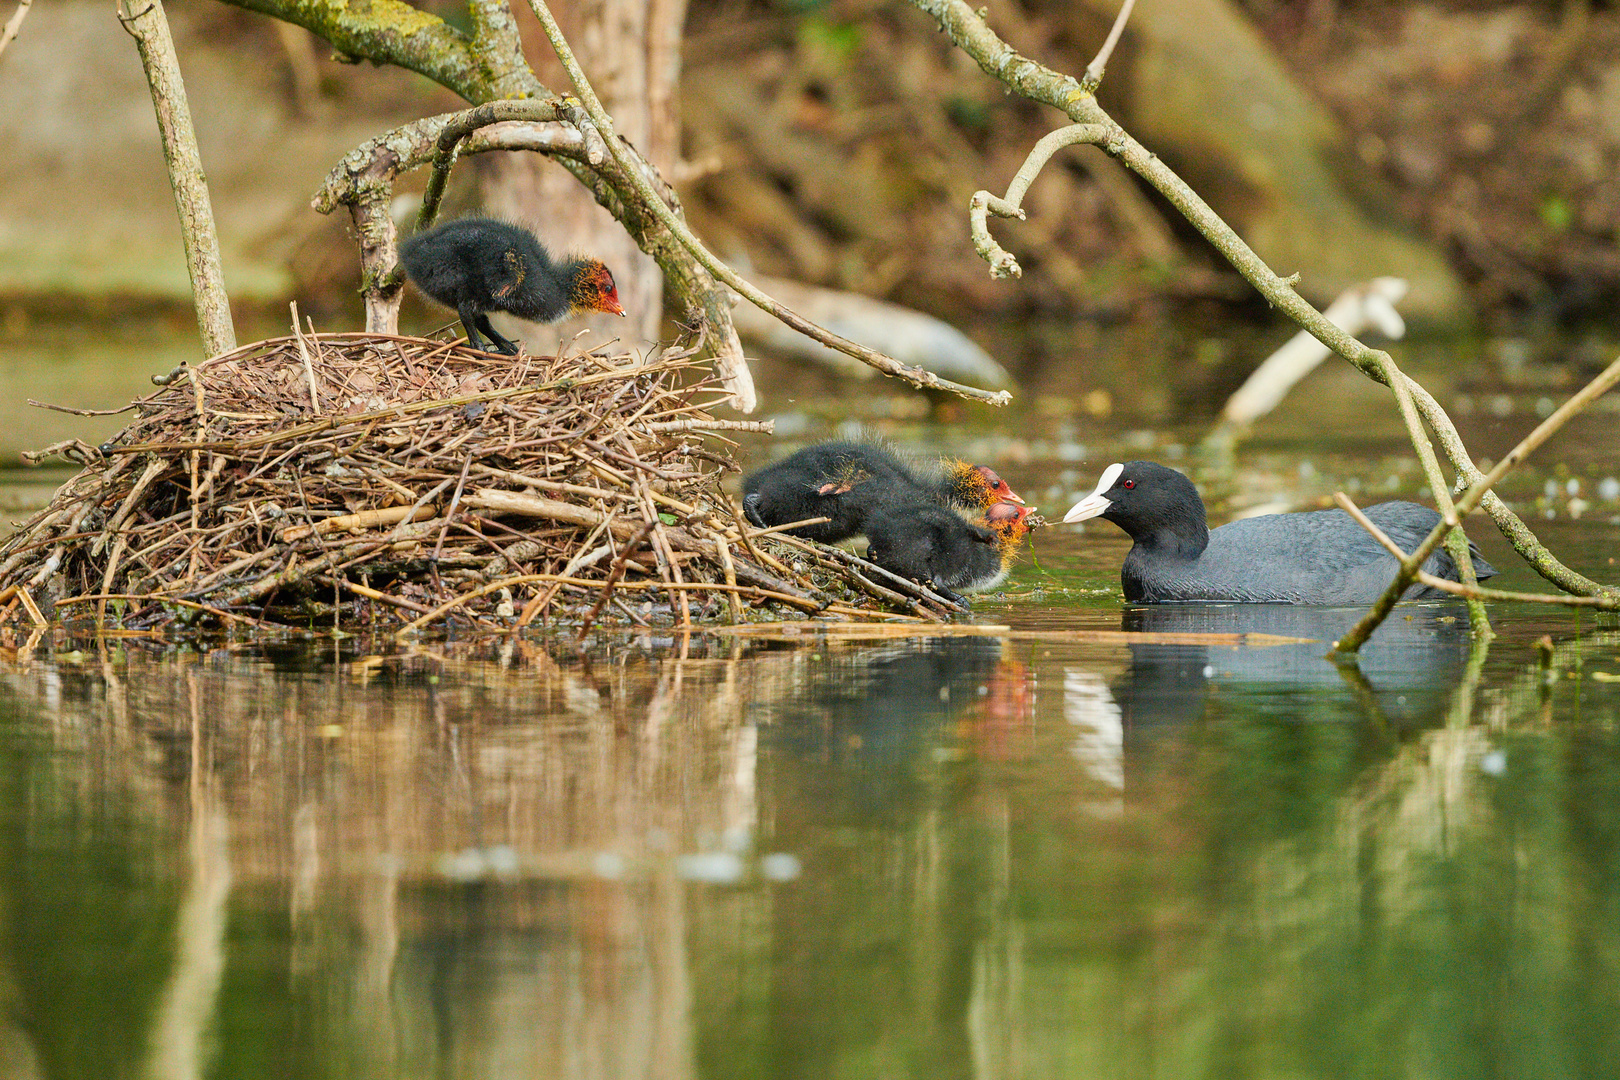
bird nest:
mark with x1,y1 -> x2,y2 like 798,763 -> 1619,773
0,332 -> 973,638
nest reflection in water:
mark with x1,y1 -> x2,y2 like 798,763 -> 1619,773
0,332 -> 962,636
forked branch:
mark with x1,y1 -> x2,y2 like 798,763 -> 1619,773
911,0 -> 1615,631
527,0 -> 1011,408
1334,351 -> 1620,650
1335,494 -> 1619,611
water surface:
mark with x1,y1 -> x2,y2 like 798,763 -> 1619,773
3,321 -> 1619,1078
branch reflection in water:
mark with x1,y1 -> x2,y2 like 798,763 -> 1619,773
0,617 -> 1617,1078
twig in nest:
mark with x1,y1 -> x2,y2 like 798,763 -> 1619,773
578,521 -> 657,643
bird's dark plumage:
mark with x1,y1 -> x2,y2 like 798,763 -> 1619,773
742,443 -> 915,543
741,442 -> 1025,543
1064,461 -> 1497,604
864,500 -> 1034,605
399,216 -> 623,355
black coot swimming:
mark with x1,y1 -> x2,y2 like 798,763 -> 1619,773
864,500 -> 1036,604
1063,461 -> 1497,604
741,442 -> 1023,543
399,217 -> 625,355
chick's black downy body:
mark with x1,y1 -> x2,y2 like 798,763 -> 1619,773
399,217 -> 623,355
741,442 -> 1023,544
742,443 -> 914,544
864,504 -> 1006,606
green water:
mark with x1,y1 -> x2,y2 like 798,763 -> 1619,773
3,537 -> 1619,1079
3,322 -> 1620,1078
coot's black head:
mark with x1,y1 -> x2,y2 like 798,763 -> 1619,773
1062,461 -> 1209,555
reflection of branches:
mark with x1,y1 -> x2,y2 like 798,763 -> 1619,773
145,672 -> 231,1080
911,0 -> 1617,634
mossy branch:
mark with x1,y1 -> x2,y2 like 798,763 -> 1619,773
119,0 -> 235,360
910,0 -> 1614,642
217,0 -> 504,100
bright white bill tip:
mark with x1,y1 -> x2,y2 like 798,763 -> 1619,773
1063,462 -> 1123,524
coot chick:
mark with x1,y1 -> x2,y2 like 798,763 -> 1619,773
938,460 -> 1024,512
742,443 -> 1024,543
1062,461 -> 1497,604
865,499 -> 1036,605
742,442 -> 917,543
399,217 -> 624,355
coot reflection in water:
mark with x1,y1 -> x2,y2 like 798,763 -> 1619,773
757,635 -> 1017,813
1108,602 -> 1477,731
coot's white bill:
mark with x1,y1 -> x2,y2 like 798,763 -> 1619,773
1063,463 -> 1123,524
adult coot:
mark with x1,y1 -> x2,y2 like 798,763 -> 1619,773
865,500 -> 1036,604
399,217 -> 624,355
1062,461 -> 1497,604
742,442 -> 1023,543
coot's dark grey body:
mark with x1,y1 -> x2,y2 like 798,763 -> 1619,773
399,217 -> 620,355
1064,461 -> 1497,604
863,504 -> 1006,604
741,442 -> 1019,544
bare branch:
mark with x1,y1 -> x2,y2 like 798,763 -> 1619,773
1084,0 -> 1136,87
1334,493 -> 1620,612
416,99 -> 570,232
970,123 -> 1110,279
0,0 -> 33,61
118,0 -> 235,359
1335,351 -> 1620,650
527,0 -> 1010,408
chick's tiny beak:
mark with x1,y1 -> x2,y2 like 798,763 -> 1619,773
1062,495 -> 1109,524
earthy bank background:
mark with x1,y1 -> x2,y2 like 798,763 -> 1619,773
1,0 -> 1616,431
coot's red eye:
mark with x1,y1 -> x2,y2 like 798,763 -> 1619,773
1122,479 -> 1135,489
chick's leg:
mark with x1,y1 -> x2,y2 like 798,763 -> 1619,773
474,313 -> 521,356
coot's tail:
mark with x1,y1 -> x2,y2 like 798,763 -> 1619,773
1365,501 -> 1497,588
1429,543 -> 1497,583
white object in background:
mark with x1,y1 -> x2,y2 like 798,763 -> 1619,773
1220,277 -> 1409,428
